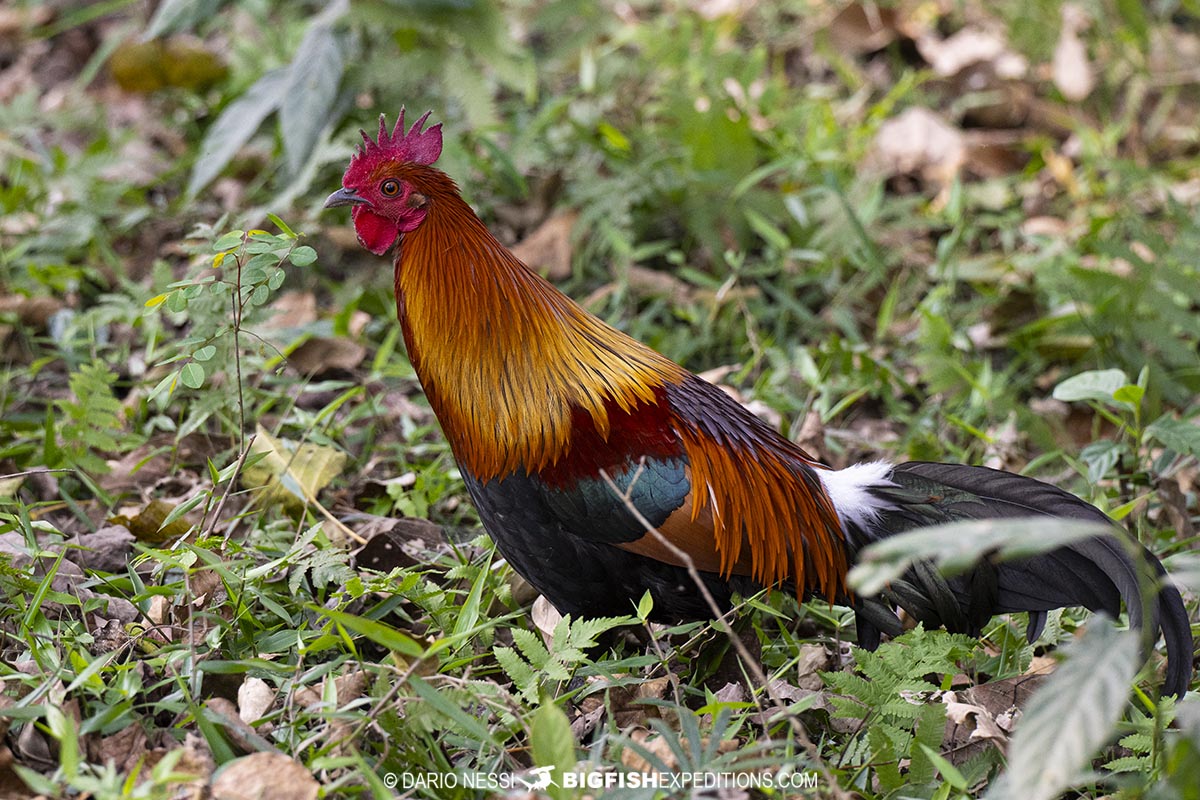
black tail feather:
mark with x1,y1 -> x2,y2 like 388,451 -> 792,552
854,462 -> 1193,697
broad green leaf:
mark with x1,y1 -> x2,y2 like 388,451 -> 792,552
1052,369 -> 1128,405
144,0 -> 221,39
989,619 -> 1139,800
179,361 -> 205,389
192,345 -> 217,362
289,246 -> 317,266
213,230 -> 245,252
188,68 -> 290,197
280,7 -> 346,175
267,213 -> 297,238
1145,417 -> 1200,457
530,701 -> 577,800
1112,384 -> 1144,407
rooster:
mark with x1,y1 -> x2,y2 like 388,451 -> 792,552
325,110 -> 1193,697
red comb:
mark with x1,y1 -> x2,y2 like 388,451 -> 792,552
350,107 -> 443,168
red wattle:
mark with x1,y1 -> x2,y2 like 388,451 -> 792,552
352,206 -> 400,255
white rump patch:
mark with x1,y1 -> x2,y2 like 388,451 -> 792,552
818,461 -> 897,530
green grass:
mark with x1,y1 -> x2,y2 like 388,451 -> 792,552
1,0 -> 1199,797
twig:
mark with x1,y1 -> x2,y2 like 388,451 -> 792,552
598,466 -> 848,797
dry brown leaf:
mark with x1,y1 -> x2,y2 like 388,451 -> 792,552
795,643 -> 830,691
1157,475 -> 1197,540
286,336 -> 366,376
210,752 -> 319,800
511,210 -> 578,281
694,0 -> 756,21
531,595 -> 563,644
621,726 -> 739,773
63,525 -> 134,575
0,295 -> 63,329
263,291 -> 318,330
238,677 -> 275,724
865,107 -> 966,190
1020,216 -> 1070,238
0,5 -> 54,35
1052,4 -> 1094,102
205,698 -> 270,755
964,134 -> 1029,178
242,425 -> 348,512
89,724 -> 148,774
350,515 -> 444,572
917,28 -> 1028,79
110,499 -> 194,544
826,2 -> 902,55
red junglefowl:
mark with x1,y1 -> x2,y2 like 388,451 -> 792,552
325,110 -> 1193,697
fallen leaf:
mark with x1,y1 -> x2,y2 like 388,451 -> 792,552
242,425 -> 348,512
1052,4 -> 1094,102
286,336 -> 366,376
64,525 -> 136,572
109,499 -> 194,543
350,516 -> 445,572
865,107 -> 966,189
238,677 -> 275,724
621,726 -> 738,773
263,291 -> 318,330
826,2 -> 902,55
0,294 -> 64,329
794,643 -> 830,691
109,36 -> 228,93
511,210 -> 578,280
917,28 -> 1028,79
210,752 -> 319,800
531,595 -> 563,643
89,724 -> 148,774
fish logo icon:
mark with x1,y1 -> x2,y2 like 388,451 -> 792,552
519,766 -> 555,790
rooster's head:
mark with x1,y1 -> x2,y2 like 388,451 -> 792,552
324,109 -> 442,255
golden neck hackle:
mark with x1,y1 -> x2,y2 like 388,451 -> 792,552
392,168 -> 687,481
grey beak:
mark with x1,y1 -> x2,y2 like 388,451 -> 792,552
324,187 -> 367,209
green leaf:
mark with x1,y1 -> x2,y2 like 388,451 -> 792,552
451,550 -> 491,640
267,213 -> 297,238
408,676 -> 499,747
143,0 -> 221,38
191,345 -> 217,362
280,7 -> 346,175
919,743 -> 968,790
179,362 -> 205,389
529,701 -> 577,800
188,68 -> 290,197
212,230 -> 245,252
1112,384 -> 1144,407
989,619 -> 1139,800
636,590 -> 654,621
1052,369 -> 1128,405
1145,417 -> 1200,457
314,606 -> 425,658
289,245 -> 317,267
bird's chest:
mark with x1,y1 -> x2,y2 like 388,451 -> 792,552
467,454 -> 690,546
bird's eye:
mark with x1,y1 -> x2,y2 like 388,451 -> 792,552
380,179 -> 401,197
